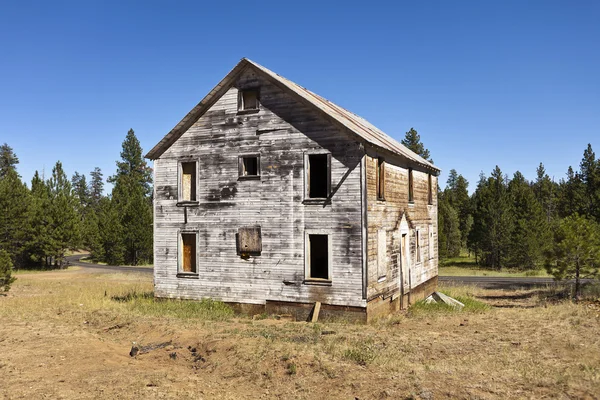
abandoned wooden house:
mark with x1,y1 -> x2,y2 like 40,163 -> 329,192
145,58 -> 440,321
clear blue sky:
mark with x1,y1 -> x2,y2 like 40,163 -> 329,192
1,0 -> 598,192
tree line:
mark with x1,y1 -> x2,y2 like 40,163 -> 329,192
403,128 -> 600,297
0,130 -> 152,290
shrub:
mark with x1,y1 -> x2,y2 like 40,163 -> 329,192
0,249 -> 16,292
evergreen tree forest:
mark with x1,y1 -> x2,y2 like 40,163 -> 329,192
402,129 -> 600,282
0,129 -> 153,279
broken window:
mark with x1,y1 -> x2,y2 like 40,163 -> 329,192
376,157 -> 385,200
428,173 -> 433,205
237,226 -> 262,255
238,155 -> 260,178
307,234 -> 330,281
306,153 -> 331,199
180,162 -> 197,201
238,89 -> 259,111
179,232 -> 197,274
377,229 -> 387,280
408,168 -> 414,203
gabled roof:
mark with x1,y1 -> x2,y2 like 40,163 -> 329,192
145,58 -> 440,172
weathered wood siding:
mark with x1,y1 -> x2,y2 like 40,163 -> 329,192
153,66 -> 366,307
365,151 -> 438,301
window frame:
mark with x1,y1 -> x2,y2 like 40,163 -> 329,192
428,224 -> 434,260
303,151 -> 332,203
178,160 -> 198,203
408,168 -> 414,204
377,229 -> 387,282
237,88 -> 260,114
427,173 -> 433,205
376,157 -> 386,201
238,154 -> 261,180
415,228 -> 422,264
304,229 -> 333,284
177,230 -> 199,278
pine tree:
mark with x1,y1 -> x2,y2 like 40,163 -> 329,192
557,166 -> 586,218
0,249 -> 15,292
445,169 -> 471,247
27,171 -> 53,266
89,167 -> 104,208
47,161 -> 81,266
507,171 -> 549,269
0,168 -> 30,268
438,192 -> 461,259
580,144 -> 600,221
533,163 -> 557,223
109,129 -> 153,265
401,128 -> 432,163
97,197 -> 125,265
545,215 -> 600,299
0,143 -> 19,178
71,172 -> 90,213
468,167 -> 513,269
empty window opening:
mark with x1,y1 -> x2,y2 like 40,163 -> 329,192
181,233 -> 197,273
308,154 -> 329,198
408,168 -> 414,203
242,156 -> 259,176
181,162 -> 196,201
428,174 -> 433,205
377,157 -> 385,200
239,90 -> 258,111
308,234 -> 329,280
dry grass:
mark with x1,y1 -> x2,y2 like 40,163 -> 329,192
1,270 -> 599,399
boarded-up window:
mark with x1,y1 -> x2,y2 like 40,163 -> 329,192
428,224 -> 434,260
237,226 -> 262,255
408,168 -> 414,203
239,89 -> 258,111
180,233 -> 197,273
307,234 -> 329,280
416,229 -> 422,263
428,174 -> 433,205
238,155 -> 260,178
376,157 -> 385,200
377,229 -> 387,280
181,162 -> 196,201
306,153 -> 331,199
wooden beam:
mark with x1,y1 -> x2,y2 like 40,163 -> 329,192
311,301 -> 321,323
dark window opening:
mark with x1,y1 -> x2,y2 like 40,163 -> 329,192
181,233 -> 197,273
377,157 -> 385,200
308,154 -> 329,198
239,90 -> 258,111
242,157 -> 259,176
408,168 -> 414,203
181,162 -> 196,201
309,234 -> 329,280
427,174 -> 433,205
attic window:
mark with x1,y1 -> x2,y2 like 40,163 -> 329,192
180,162 -> 197,201
238,89 -> 259,112
238,155 -> 260,179
305,153 -> 331,199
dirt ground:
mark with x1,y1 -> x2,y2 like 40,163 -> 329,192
1,269 -> 599,400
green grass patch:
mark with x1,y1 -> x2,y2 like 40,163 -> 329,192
111,290 -> 234,320
440,254 -> 550,277
409,290 -> 491,316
